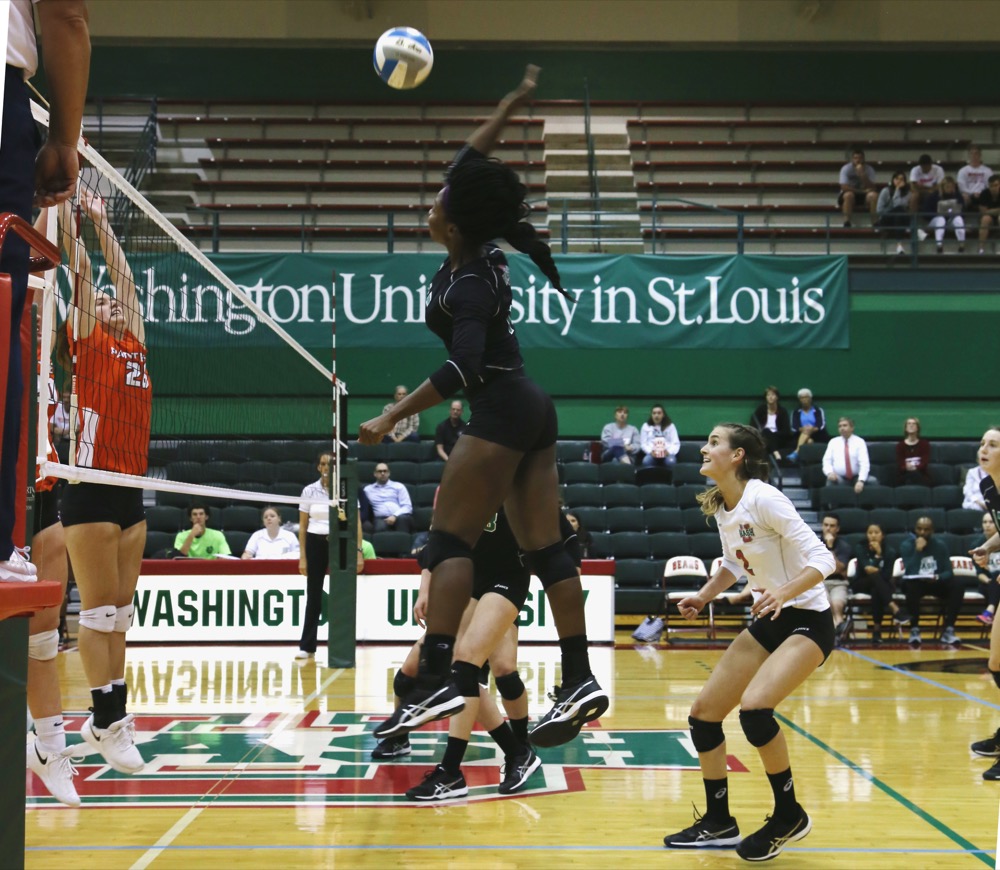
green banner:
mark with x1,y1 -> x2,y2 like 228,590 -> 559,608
59,253 -> 849,352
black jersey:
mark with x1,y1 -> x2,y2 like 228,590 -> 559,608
981,476 -> 1000,532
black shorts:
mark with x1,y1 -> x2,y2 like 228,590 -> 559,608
33,483 -> 62,535
747,606 -> 835,663
464,373 -> 558,453
60,482 -> 145,530
472,566 -> 531,611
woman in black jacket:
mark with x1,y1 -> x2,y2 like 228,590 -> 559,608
749,386 -> 792,462
853,523 -> 908,644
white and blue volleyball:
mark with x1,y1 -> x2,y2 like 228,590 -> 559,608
373,27 -> 433,90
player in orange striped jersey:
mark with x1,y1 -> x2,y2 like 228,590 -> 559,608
57,193 -> 148,774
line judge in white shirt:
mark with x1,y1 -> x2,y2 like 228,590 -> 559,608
296,452 -> 333,660
242,506 -> 300,560
663,423 -> 835,862
821,416 -> 875,494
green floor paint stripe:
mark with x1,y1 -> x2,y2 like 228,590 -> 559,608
775,712 -> 993,867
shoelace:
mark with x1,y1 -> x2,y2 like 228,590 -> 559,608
12,545 -> 31,562
53,746 -> 84,779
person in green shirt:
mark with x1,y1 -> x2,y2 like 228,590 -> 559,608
174,504 -> 231,559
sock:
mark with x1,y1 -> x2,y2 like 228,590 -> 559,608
767,768 -> 798,821
489,722 -> 522,758
703,777 -> 731,821
90,686 -> 115,729
509,716 -> 529,746
111,680 -> 128,718
558,634 -> 592,685
33,715 -> 67,754
440,737 -> 468,775
419,634 -> 455,687
450,661 -> 481,698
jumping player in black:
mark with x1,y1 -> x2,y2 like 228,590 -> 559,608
358,65 -> 607,748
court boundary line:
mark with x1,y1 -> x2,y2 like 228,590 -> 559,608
126,668 -> 344,870
775,711 -> 994,868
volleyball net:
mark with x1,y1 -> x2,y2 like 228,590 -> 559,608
30,100 -> 347,515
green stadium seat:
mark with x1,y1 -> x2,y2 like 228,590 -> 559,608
928,464 -> 957,487
414,483 -> 440,507
687,532 -> 723,561
821,486 -> 857,510
602,484 -> 642,508
557,441 -> 592,463
568,506 -> 605,533
220,505 -> 261,532
932,485 -> 962,509
857,485 -> 893,509
894,485 -> 932,510
372,531 -> 413,557
609,532 -> 651,559
145,506 -> 185,534
606,507 -> 645,533
644,507 -> 685,533
615,559 -> 662,589
683,506 -> 716,534
866,442 -> 896,464
677,443 -> 704,463
639,485 -> 677,507
830,507 -> 868,534
563,464 -> 600,484
649,531 -> 689,560
565,484 -> 603,508
906,507 -> 946,530
947,508 -> 985,535
677,484 -> 709,507
671,464 -> 706,485
867,507 -> 908,533
226,530 -> 251,556
417,462 -> 446,484
599,463 -> 636,484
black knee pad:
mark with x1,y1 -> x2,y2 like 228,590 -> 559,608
991,668 -> 1000,691
451,660 -> 481,698
424,530 -> 474,571
479,660 -> 491,686
739,708 -> 780,748
688,715 -> 725,753
494,671 -> 526,702
393,669 -> 416,698
524,541 -> 577,590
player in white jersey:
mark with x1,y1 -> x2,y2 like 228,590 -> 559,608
662,423 -> 836,862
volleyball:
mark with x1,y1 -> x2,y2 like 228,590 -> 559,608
373,27 -> 433,90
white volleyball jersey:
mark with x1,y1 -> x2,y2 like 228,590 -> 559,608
715,479 -> 834,612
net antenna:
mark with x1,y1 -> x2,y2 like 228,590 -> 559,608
32,100 -> 348,512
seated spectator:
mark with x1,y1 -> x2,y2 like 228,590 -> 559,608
958,145 -> 993,208
838,147 -> 877,227
924,176 -> 966,254
909,153 -> 945,215
363,462 -> 413,534
749,385 -> 792,462
381,384 -> 420,443
822,416 -> 875,493
972,512 -> 1000,625
819,513 -> 853,643
977,173 -> 1000,255
601,405 -> 640,464
853,522 -> 907,644
242,506 -> 300,560
896,416 -> 931,485
789,387 -> 829,461
965,462 -> 989,511
639,404 -> 680,467
435,400 -> 466,461
358,487 -> 374,532
565,511 -> 591,559
875,170 -> 912,254
900,516 -> 961,646
174,504 -> 231,559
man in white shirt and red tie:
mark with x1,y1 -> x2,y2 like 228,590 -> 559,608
821,417 -> 875,494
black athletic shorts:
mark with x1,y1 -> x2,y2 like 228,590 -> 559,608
33,483 -> 62,535
472,565 -> 531,611
60,481 -> 145,530
747,605 -> 835,664
464,372 -> 558,453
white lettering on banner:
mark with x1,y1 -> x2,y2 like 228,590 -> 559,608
128,573 -> 614,643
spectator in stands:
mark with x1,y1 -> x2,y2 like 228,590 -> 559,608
819,513 -> 853,643
977,174 -> 1000,255
875,170 -> 912,254
909,154 -> 945,216
435,400 -> 466,461
965,461 -> 989,511
788,387 -> 829,462
297,451 -> 333,660
822,417 -> 873,494
896,416 -> 931,485
838,147 -> 877,227
601,405 -> 640,464
174,504 -> 231,559
973,512 -> 1000,625
749,385 -> 792,463
900,515 -> 961,646
382,384 -> 420,443
924,175 -> 966,254
958,145 -> 993,208
242,506 -> 299,560
853,522 -> 907,645
565,512 -> 591,559
640,404 -> 680,467
358,487 -> 374,535
363,462 -> 414,534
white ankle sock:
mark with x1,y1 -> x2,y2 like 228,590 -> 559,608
33,715 -> 67,754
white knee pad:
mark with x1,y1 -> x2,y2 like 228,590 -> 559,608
115,604 -> 135,633
27,629 -> 59,662
79,606 -> 117,633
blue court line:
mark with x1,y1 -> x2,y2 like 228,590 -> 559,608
775,711 -> 993,868
844,648 -> 1000,711
25,844 -> 996,855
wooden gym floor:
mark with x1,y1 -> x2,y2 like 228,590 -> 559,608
25,632 -> 1000,869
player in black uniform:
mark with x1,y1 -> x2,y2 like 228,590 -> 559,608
359,65 -> 606,748
969,427 -> 1000,780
